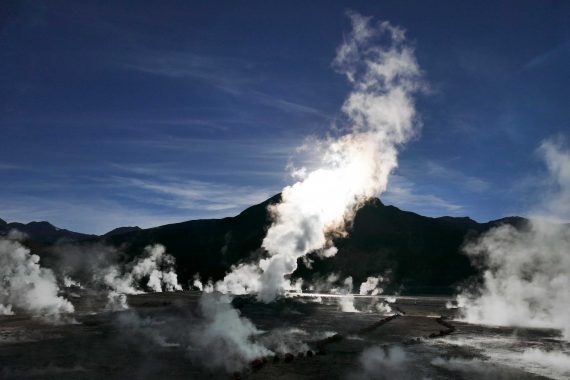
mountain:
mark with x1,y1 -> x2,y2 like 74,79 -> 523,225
100,193 -> 283,287
96,194 -> 527,294
0,219 -> 96,244
1,194 -> 528,294
103,226 -> 142,238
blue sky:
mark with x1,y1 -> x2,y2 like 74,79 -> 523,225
1,0 -> 569,234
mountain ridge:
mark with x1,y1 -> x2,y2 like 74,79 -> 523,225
1,194 -> 528,294
0,219 -> 96,243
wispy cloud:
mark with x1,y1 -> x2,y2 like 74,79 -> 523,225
118,51 -> 255,90
0,163 -> 21,171
522,41 -> 570,71
383,174 -> 463,214
116,135 -> 306,172
425,161 -> 490,193
0,195 -> 188,235
122,135 -> 293,151
0,176 -> 278,235
114,176 -> 276,213
116,50 -> 327,117
0,162 -> 281,234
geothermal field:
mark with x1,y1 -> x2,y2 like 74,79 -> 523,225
2,2 -> 570,380
1,291 -> 569,379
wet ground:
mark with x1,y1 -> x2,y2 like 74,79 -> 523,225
0,291 -> 568,379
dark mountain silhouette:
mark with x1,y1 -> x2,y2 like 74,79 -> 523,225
103,226 -> 142,238
1,194 -> 528,294
0,219 -> 95,244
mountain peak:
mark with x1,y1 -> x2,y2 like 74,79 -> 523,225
368,197 -> 384,207
27,220 -> 57,228
103,226 -> 142,237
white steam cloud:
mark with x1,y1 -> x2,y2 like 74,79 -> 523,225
257,327 -> 310,355
218,12 -> 424,302
0,236 -> 74,319
187,293 -> 271,372
336,276 -> 359,312
359,275 -> 384,295
349,345 -> 409,380
433,335 -> 570,380
96,244 -> 182,310
96,244 -> 182,295
458,138 -> 570,339
294,274 -> 391,313
62,275 -> 82,289
131,244 -> 182,292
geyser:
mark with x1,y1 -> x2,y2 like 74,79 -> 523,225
458,138 -> 570,339
0,235 -> 74,320
218,12 -> 425,302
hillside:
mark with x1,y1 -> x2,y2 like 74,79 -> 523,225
97,194 -> 526,294
1,195 -> 527,294
0,218 -> 95,244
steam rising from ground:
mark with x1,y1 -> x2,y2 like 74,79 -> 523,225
332,276 -> 392,313
434,334 -> 570,380
113,292 -> 326,373
0,238 -> 182,316
93,244 -> 182,310
187,293 -> 271,372
97,244 -> 182,296
350,345 -> 409,380
0,235 -> 74,320
258,327 -> 310,355
280,274 -> 393,313
336,276 -> 359,312
458,138 -> 570,339
219,12 -> 424,302
359,276 -> 384,295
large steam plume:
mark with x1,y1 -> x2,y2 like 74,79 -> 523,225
458,137 -> 570,339
218,12 -> 424,302
0,235 -> 74,320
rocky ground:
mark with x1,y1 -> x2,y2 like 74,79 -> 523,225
0,291 -> 567,379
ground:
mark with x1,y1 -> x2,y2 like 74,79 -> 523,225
0,291 -> 567,379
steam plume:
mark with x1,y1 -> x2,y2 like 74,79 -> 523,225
458,137 -> 570,339
96,244 -> 181,294
131,244 -> 182,292
187,293 -> 271,372
219,12 -> 424,302
0,236 -> 74,319
350,345 -> 409,380
359,276 -> 384,295
336,276 -> 358,312
96,244 -> 182,309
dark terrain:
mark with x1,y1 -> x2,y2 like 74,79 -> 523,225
1,194 -> 529,294
1,292 -> 566,379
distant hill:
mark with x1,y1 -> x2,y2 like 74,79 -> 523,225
102,226 -> 142,238
1,194 -> 529,294
0,219 -> 95,244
